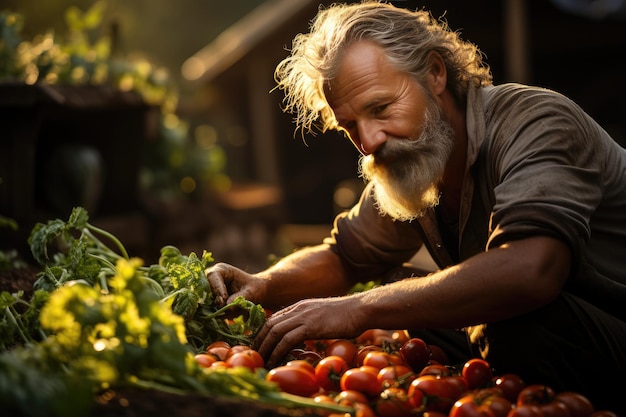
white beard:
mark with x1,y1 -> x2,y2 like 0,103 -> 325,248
359,103 -> 455,222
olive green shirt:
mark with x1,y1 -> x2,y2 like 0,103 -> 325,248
325,83 -> 626,321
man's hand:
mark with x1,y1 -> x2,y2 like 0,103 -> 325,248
206,263 -> 265,307
253,295 -> 362,368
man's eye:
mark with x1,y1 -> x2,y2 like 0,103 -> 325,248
373,104 -> 388,114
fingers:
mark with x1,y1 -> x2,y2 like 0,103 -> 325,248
205,263 -> 233,307
254,308 -> 308,369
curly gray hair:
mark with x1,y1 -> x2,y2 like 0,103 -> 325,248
274,1 -> 492,135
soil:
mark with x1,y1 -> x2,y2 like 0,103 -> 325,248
0,265 -> 308,417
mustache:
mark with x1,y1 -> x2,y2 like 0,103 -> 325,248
369,136 -> 426,166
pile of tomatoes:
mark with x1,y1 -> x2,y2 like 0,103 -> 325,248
194,329 -> 617,417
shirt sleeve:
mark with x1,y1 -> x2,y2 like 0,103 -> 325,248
484,86 -> 606,259
324,182 -> 425,280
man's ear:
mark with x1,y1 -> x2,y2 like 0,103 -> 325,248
427,51 -> 447,96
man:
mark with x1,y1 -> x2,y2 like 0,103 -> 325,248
207,1 -> 626,411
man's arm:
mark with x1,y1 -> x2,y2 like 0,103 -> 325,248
207,244 -> 356,311
254,235 -> 571,367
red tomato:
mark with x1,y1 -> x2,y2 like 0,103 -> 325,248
266,365 -> 320,397
315,355 -> 350,392
419,364 -> 453,377
391,330 -> 411,345
194,353 -> 218,368
399,338 -> 431,373
446,375 -> 470,398
363,351 -> 404,370
285,359 -> 316,375
225,344 -> 251,358
538,401 -> 571,417
225,349 -> 265,370
356,345 -> 383,366
554,392 -> 595,417
517,384 -> 556,407
353,401 -> 378,417
335,389 -> 370,406
210,360 -> 228,369
356,329 -> 395,346
449,394 -> 496,417
507,405 -> 543,417
465,388 -> 513,417
206,341 -> 231,350
493,373 -> 526,403
304,339 -> 332,355
288,348 -> 323,365
326,339 -> 358,367
340,366 -> 382,397
408,375 -> 461,413
428,344 -> 450,365
462,358 -> 494,390
375,387 -> 413,417
377,365 -> 415,389
206,345 -> 230,361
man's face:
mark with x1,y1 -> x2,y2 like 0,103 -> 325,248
325,41 -> 455,221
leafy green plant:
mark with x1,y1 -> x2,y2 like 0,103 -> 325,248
0,207 -> 352,416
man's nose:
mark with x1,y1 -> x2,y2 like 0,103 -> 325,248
357,122 -> 386,155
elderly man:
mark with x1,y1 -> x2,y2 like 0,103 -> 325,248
207,2 -> 626,411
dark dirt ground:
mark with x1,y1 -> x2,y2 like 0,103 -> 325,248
0,265 -> 310,417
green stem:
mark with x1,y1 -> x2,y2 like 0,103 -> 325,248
85,224 -> 129,259
6,306 -> 32,345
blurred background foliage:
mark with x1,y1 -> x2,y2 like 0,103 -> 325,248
0,0 -> 267,200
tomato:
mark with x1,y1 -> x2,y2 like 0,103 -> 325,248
285,359 -> 316,375
419,363 -> 453,377
225,349 -> 265,370
356,329 -> 396,346
493,373 -> 525,403
353,401 -> 377,417
210,360 -> 229,369
340,366 -> 382,397
449,394 -> 496,417
326,339 -> 358,367
375,387 -> 413,417
335,389 -> 371,406
225,344 -> 251,358
206,345 -> 230,361
538,401 -> 571,417
462,358 -> 493,390
428,344 -> 450,365
194,353 -> 218,368
399,337 -> 431,373
206,340 -> 231,350
266,365 -> 320,397
464,388 -> 512,417
377,365 -> 415,389
363,351 -> 404,370
554,392 -> 595,417
315,355 -> 350,392
516,385 -> 576,417
507,405 -> 543,417
356,345 -> 384,366
408,375 -> 461,413
446,375 -> 470,398
288,348 -> 323,365
517,384 -> 556,407
391,330 -> 411,345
